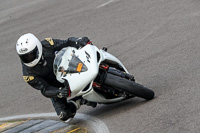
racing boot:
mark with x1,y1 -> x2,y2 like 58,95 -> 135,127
51,98 -> 77,122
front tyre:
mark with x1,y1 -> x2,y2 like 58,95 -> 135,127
104,73 -> 155,100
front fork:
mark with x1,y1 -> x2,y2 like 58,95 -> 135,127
107,67 -> 135,81
99,64 -> 135,82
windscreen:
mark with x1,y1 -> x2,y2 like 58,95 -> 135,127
53,48 -> 88,77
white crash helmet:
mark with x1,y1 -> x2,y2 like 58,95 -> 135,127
16,33 -> 42,67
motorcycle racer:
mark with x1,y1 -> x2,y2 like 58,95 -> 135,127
16,33 -> 90,121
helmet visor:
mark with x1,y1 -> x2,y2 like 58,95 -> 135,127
19,46 -> 39,63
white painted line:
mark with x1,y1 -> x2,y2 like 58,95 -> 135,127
77,113 -> 110,133
0,113 -> 58,121
0,113 -> 110,133
96,0 -> 115,8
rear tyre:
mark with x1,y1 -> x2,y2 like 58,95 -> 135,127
104,73 -> 154,100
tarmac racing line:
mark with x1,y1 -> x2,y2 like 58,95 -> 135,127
0,113 -> 110,133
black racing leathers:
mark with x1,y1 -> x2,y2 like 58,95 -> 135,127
22,37 -> 81,121
22,37 -> 80,98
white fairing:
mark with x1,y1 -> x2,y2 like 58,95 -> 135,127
54,45 -> 129,103
100,49 -> 129,74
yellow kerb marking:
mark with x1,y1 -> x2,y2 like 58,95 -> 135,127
67,127 -> 81,133
0,120 -> 28,132
84,128 -> 87,133
77,63 -> 83,72
0,123 -> 8,128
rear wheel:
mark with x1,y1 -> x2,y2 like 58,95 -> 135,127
104,73 -> 155,100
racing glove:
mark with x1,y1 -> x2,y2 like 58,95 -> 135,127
57,80 -> 71,98
77,37 -> 92,48
57,87 -> 69,98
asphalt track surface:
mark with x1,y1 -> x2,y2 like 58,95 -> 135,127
1,0 -> 200,132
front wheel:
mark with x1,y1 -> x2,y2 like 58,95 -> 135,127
104,73 -> 155,100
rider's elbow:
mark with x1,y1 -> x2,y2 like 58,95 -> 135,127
41,89 -> 50,98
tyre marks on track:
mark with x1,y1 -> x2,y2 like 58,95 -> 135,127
0,113 -> 110,133
96,0 -> 120,8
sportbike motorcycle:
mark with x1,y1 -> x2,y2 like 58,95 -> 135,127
53,44 -> 154,108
